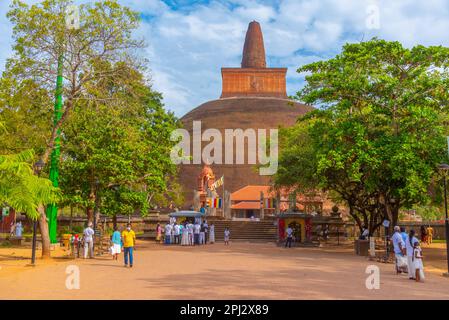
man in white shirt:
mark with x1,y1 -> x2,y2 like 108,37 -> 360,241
173,223 -> 180,244
203,220 -> 209,244
285,226 -> 293,248
83,222 -> 95,259
392,226 -> 406,274
164,223 -> 172,245
187,222 -> 194,245
193,222 -> 201,245
405,229 -> 419,279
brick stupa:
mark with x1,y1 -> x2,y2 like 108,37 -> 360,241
221,21 -> 287,99
179,21 -> 313,210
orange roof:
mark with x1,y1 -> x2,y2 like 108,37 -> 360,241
231,201 -> 261,210
231,185 -> 274,201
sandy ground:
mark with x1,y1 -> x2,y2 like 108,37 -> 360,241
0,241 -> 448,300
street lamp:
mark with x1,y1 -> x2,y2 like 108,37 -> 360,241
31,159 -> 45,265
93,178 -> 100,232
437,163 -> 449,277
93,178 -> 100,255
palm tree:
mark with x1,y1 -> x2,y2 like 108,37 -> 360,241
0,139 -> 59,258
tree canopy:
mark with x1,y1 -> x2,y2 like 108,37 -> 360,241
275,39 -> 449,233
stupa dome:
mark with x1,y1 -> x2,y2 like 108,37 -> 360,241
178,21 -> 313,207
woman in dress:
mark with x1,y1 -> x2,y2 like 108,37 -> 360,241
181,222 -> 189,246
155,223 -> 162,243
209,224 -> 215,244
188,221 -> 194,246
413,242 -> 425,282
111,226 -> 122,260
224,227 -> 230,245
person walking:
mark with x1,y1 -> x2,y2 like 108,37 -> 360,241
9,221 -> 15,238
413,242 -> 425,282
420,225 -> 427,243
285,225 -> 293,248
392,226 -> 407,274
122,223 -> 136,268
181,222 -> 189,246
400,227 -> 407,243
203,220 -> 209,244
83,222 -> 95,259
359,225 -> 369,240
209,223 -> 215,244
405,229 -> 419,280
174,223 -> 180,245
426,225 -> 434,245
111,226 -> 122,260
164,222 -> 172,245
179,222 -> 184,243
224,227 -> 230,245
188,221 -> 194,246
199,222 -> 205,245
70,232 -> 80,258
15,221 -> 23,238
155,223 -> 162,244
194,221 -> 201,245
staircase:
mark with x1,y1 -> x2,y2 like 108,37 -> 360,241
211,220 -> 277,242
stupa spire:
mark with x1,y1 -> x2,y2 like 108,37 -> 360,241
241,21 -> 266,68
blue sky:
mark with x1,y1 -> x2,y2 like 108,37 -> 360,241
1,0 -> 449,116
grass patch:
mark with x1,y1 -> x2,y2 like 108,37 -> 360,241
0,240 -> 12,248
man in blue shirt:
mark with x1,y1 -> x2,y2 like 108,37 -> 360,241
400,227 -> 407,243
392,226 -> 406,274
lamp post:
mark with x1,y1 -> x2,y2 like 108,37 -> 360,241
93,178 -> 100,232
92,178 -> 100,255
438,163 -> 449,277
31,159 -> 45,265
111,184 -> 120,230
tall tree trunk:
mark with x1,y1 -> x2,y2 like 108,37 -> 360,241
113,214 -> 117,229
38,205 -> 51,259
86,187 -> 95,223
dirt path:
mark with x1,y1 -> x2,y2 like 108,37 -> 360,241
0,241 -> 448,299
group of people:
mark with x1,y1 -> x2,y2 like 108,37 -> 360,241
419,225 -> 434,245
71,222 -> 136,268
9,221 -> 23,238
155,218 -> 231,245
156,218 -> 216,245
392,226 -> 425,282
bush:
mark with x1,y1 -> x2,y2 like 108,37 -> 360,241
0,240 -> 12,247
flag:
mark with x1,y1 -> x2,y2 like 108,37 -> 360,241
210,176 -> 224,191
205,197 -> 212,208
264,198 -> 275,208
212,198 -> 222,208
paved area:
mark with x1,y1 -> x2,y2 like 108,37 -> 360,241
0,241 -> 448,299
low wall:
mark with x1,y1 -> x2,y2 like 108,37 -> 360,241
16,214 -> 168,235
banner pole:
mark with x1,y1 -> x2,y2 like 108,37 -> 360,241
222,175 -> 225,219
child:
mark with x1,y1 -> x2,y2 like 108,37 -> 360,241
224,227 -> 230,245
413,242 -> 425,282
70,233 -> 79,258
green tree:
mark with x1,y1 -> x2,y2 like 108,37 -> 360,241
276,39 -> 449,234
60,66 -> 182,227
4,0 -> 144,257
0,122 -> 59,222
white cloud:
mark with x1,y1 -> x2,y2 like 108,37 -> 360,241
1,0 -> 449,116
